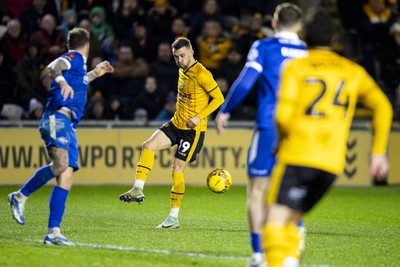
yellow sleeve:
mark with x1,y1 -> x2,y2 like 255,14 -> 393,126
198,86 -> 224,119
275,61 -> 300,139
357,68 -> 393,154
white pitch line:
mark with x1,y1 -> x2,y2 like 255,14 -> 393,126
2,238 -> 335,267
77,242 -> 249,261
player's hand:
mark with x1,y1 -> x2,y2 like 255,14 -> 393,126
94,61 -> 114,78
59,80 -> 74,101
187,116 -> 200,129
370,154 -> 389,180
215,112 -> 230,135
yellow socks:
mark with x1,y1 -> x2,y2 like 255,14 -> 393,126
263,223 -> 300,267
170,172 -> 185,208
135,148 -> 155,183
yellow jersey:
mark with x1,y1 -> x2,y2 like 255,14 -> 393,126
276,49 -> 392,174
172,61 -> 224,131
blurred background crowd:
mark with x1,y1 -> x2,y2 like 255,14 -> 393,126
0,0 -> 399,122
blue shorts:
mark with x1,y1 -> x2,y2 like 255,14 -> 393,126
39,112 -> 79,170
247,128 -> 277,177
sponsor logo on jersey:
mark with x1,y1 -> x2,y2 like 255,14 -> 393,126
280,47 -> 307,58
178,91 -> 192,104
67,53 -> 75,60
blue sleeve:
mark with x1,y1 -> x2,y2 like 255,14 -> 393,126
219,65 -> 261,114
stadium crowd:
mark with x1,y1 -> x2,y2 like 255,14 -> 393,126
0,0 -> 399,121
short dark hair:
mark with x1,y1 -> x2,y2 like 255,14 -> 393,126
171,37 -> 192,50
67,27 -> 90,50
303,7 -> 334,47
274,3 -> 303,28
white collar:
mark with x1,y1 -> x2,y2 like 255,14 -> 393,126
274,31 -> 300,40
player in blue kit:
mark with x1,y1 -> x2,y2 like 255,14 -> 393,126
215,3 -> 306,267
8,27 -> 114,246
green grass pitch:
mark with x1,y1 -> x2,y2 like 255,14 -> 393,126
1,185 -> 399,267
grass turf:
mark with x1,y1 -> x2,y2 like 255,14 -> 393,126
0,185 -> 399,267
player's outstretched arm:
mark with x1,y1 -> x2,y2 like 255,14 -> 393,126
88,61 -> 114,82
215,112 -> 230,135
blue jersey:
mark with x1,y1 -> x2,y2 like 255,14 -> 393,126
220,31 -> 307,128
45,51 -> 89,128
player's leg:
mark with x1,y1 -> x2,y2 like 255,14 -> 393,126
246,129 -> 274,267
8,113 -> 68,225
156,128 -> 204,229
263,164 -> 336,267
247,177 -> 269,267
8,163 -> 56,225
262,163 -> 303,267
44,123 -> 79,246
44,166 -> 75,246
156,157 -> 188,229
119,129 -> 172,203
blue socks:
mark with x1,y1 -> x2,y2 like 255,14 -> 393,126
20,165 -> 54,197
250,232 -> 263,253
48,186 -> 69,228
297,220 -> 304,228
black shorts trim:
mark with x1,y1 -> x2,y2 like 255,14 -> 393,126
160,121 -> 205,162
268,163 -> 336,213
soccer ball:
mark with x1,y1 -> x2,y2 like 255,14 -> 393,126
207,169 -> 232,193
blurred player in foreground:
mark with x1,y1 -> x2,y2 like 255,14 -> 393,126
215,3 -> 306,266
119,37 -> 224,229
8,27 -> 114,245
263,8 -> 392,267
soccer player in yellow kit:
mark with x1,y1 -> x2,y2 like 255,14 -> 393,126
119,37 -> 224,228
262,8 -> 393,267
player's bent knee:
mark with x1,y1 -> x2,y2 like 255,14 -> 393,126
142,140 -> 157,151
51,162 -> 69,176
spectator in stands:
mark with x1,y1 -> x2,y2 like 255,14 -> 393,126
58,9 -> 77,39
237,13 -> 268,55
25,97 -> 44,120
358,0 -> 396,79
165,17 -> 189,43
0,19 -> 28,64
131,76 -> 164,120
129,22 -> 158,63
147,0 -> 177,43
20,0 -> 58,36
60,1 -> 90,18
133,107 -> 148,123
169,0 -> 201,22
150,41 -> 178,97
196,19 -> 232,71
109,44 -> 149,109
89,6 -> 114,58
104,94 -> 131,120
381,21 -> 400,108
85,95 -> 106,120
0,0 -> 32,25
0,46 -> 18,106
215,76 -> 229,97
188,0 -> 228,41
15,41 -> 47,107
78,17 -> 103,69
215,45 -> 244,86
30,14 -> 66,63
34,71 -> 51,102
154,93 -> 176,121
231,11 -> 253,38
113,0 -> 146,42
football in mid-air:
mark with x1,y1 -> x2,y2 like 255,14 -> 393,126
207,169 -> 232,193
